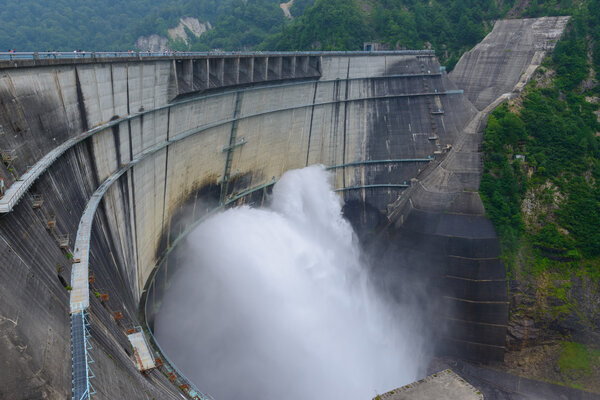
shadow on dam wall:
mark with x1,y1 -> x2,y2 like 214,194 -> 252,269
0,17 -> 571,399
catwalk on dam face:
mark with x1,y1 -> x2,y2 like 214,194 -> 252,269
154,166 -> 429,400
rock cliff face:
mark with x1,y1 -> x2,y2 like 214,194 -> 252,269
168,18 -> 212,45
136,17 -> 212,51
135,34 -> 169,51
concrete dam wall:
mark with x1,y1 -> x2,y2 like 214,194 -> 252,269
0,17 -> 567,400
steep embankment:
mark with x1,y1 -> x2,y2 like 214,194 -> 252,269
479,9 -> 600,391
374,16 -> 569,364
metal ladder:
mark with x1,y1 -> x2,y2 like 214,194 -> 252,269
421,63 -> 441,152
220,91 -> 246,204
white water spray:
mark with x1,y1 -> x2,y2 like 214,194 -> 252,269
155,165 -> 425,400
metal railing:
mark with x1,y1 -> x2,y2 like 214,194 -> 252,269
0,50 -> 435,61
0,75 -> 455,214
43,63 -> 445,398
71,309 -> 95,400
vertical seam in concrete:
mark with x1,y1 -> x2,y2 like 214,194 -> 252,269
98,190 -> 133,306
160,108 -> 170,240
153,62 -> 157,111
52,70 -> 68,126
112,123 -> 122,168
140,115 -> 144,151
305,81 -> 318,167
85,138 -> 100,190
126,65 -> 130,115
139,63 -> 144,111
127,120 -> 133,161
221,91 -> 242,203
74,67 -> 89,132
118,166 -> 134,296
92,65 -> 102,123
342,59 -> 351,188
129,168 -> 140,297
110,64 -> 115,113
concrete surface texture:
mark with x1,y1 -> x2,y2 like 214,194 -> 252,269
451,17 -> 570,110
374,369 -> 483,400
0,16 -> 568,400
127,331 -> 155,371
378,16 -> 569,364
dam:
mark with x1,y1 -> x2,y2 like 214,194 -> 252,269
0,17 -> 569,399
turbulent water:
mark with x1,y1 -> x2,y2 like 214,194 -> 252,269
155,165 -> 425,400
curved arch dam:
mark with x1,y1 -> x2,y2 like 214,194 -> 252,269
0,17 -> 568,399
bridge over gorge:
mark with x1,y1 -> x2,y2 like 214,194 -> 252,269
0,16 -> 570,400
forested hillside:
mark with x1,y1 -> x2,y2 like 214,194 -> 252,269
0,0 -> 563,66
0,0 -> 203,50
0,0 -> 301,51
262,0 -> 513,67
480,2 -> 600,390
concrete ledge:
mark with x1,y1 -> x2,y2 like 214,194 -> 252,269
374,369 -> 483,400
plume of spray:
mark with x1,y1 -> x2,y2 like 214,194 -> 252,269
155,165 -> 427,400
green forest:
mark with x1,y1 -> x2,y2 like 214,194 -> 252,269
0,0 -> 517,67
478,5 -> 600,385
0,0 -> 554,66
481,2 -> 600,268
0,0 -> 301,52
0,0 -> 291,51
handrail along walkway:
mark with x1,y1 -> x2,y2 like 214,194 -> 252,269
0,74 -> 456,214
0,50 -> 435,63
19,59 -> 449,399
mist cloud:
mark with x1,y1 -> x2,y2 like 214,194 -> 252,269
155,165 -> 427,400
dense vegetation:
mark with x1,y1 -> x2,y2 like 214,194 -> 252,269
0,0 -> 521,67
0,0 -> 191,51
481,3 -> 600,267
479,9 -> 600,388
0,0 -> 577,69
188,0 -> 289,51
0,0 -> 513,66
262,0 -> 516,66
0,0 -> 296,52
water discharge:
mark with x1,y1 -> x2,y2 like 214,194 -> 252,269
155,165 -> 426,400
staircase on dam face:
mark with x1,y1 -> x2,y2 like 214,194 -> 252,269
220,91 -> 245,204
71,311 -> 95,400
420,63 -> 441,153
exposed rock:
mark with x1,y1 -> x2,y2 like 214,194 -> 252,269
168,17 -> 212,45
135,34 -> 169,52
280,0 -> 294,19
581,77 -> 598,91
508,317 -> 541,349
506,0 -> 531,18
521,181 -> 565,231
